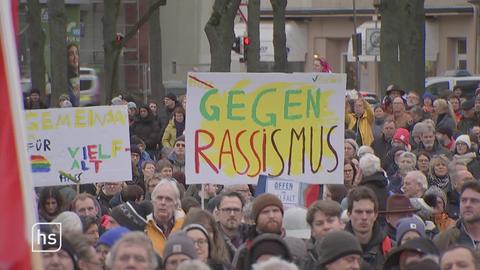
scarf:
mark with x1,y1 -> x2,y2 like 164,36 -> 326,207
428,173 -> 450,191
175,120 -> 185,138
453,152 -> 476,165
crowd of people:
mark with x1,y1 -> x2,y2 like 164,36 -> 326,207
33,84 -> 480,270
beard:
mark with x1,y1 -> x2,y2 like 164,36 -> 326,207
259,220 -> 282,234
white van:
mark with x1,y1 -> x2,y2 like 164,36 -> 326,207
425,76 -> 480,98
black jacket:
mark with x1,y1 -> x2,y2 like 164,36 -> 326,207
360,172 -> 389,214
371,135 -> 392,169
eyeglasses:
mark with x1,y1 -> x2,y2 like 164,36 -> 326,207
219,208 -> 242,214
192,239 -> 208,246
175,143 -> 185,147
166,258 -> 188,267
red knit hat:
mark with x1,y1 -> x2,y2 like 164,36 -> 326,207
393,128 -> 410,147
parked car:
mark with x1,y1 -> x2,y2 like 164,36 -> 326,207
425,76 -> 480,99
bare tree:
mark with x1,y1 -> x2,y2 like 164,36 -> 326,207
103,0 -> 166,103
27,0 -> 46,95
205,0 -> 242,72
247,0 -> 261,72
270,0 -> 287,72
149,0 -> 166,102
48,0 -> 68,106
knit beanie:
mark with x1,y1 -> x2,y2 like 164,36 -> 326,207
251,193 -> 284,222
424,186 -> 448,207
396,216 -> 426,244
455,134 -> 472,149
97,226 -> 130,247
409,198 -> 433,221
163,232 -> 198,262
317,231 -> 362,266
183,223 -> 211,257
249,233 -> 292,264
345,139 -> 359,153
110,202 -> 148,231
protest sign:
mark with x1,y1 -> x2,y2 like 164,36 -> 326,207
25,105 -> 132,186
255,175 -> 300,208
186,72 -> 345,185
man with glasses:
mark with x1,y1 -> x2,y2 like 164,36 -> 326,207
168,136 -> 185,174
215,191 -> 247,259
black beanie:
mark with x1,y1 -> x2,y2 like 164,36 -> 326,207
317,231 -> 362,266
110,202 -> 148,231
249,233 -> 292,264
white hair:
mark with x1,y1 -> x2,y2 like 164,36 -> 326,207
177,260 -> 211,270
399,152 -> 416,163
151,179 -> 181,208
106,231 -> 157,269
357,145 -> 374,159
252,257 -> 299,270
406,170 -> 428,191
359,153 -> 382,177
52,211 -> 82,235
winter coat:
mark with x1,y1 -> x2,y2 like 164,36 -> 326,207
436,113 -> 456,133
145,213 -> 184,255
432,213 -> 455,232
130,113 -> 162,152
360,171 -> 389,214
453,152 -> 480,179
434,219 -> 480,255
345,99 -> 374,146
371,135 -> 392,168
457,115 -> 479,135
162,119 -> 178,149
413,140 -> 452,159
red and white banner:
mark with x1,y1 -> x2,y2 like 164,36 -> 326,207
0,0 -> 39,269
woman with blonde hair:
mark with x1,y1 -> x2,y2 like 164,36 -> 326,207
433,98 -> 456,132
427,154 -> 450,192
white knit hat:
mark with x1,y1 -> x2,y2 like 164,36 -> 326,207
455,134 -> 471,149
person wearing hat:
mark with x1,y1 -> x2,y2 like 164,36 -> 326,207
386,84 -> 406,99
452,134 -> 480,179
395,216 -> 426,246
96,226 -> 130,267
163,232 -> 198,270
282,207 -> 311,239
381,194 -> 420,244
109,202 -> 150,231
159,93 -> 181,137
127,101 -> 138,122
247,233 -> 293,267
422,92 -> 435,115
316,231 -> 362,270
392,97 -> 413,130
131,105 -> 162,158
383,237 -> 439,270
371,119 -> 396,165
392,128 -> 411,151
345,95 -> 375,146
424,186 -> 455,232
167,135 -> 186,174
458,99 -> 479,135
43,234 -> 78,270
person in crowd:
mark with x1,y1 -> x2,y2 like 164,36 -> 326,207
106,231 -> 159,270
131,105 -> 162,158
109,201 -> 151,231
407,91 -> 421,109
448,95 -> 462,123
434,181 -> 480,251
396,216 -> 426,246
345,138 -> 359,160
245,234 -> 293,269
457,99 -> 479,135
185,183 -> 219,206
144,173 -> 162,200
422,92 -> 435,115
383,238 -> 439,270
371,119 -> 395,163
283,207 -> 310,240
224,185 -> 253,203
65,233 -> 103,270
163,106 -> 186,149
322,184 -> 347,204
96,226 -> 130,267
439,245 -> 479,270
303,200 -> 344,270
136,160 -> 155,192
358,153 -> 388,215
146,179 -> 184,254
148,100 -> 159,120
381,194 -> 419,244
384,146 -> 406,176
42,234 -> 78,270
214,191 -> 247,259
159,93 -> 181,136
128,102 -> 138,126
433,99 -> 457,133
168,136 -> 186,174
447,166 -> 475,219
411,122 -> 428,150
71,193 -> 100,218
427,155 -> 450,192
38,187 -> 65,222
452,134 -> 480,179
344,159 -> 359,190
52,211 -> 83,235
373,105 -> 387,139
163,231 -> 198,270
345,96 -> 374,146
97,182 -> 123,215
80,215 -> 99,246
392,97 -> 413,129
389,152 -> 417,194
424,186 -> 455,232
344,186 -> 391,269
25,88 -> 47,109
316,231 -> 362,270
402,170 -> 428,199
416,151 -> 431,176
130,135 -> 153,172
414,124 -> 452,158
435,126 -> 455,151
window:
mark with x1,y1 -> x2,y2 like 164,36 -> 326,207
456,39 -> 467,70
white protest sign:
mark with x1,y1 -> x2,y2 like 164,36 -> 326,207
266,178 -> 300,208
25,105 -> 132,186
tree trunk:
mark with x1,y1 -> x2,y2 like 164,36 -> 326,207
27,0 -> 46,95
270,0 -> 288,72
103,0 -> 121,104
48,0 -> 68,106
247,0 -> 261,72
149,0 -> 165,102
205,0 -> 242,72
398,0 -> 425,94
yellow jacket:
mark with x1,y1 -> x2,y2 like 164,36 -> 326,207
162,119 -> 176,149
145,213 -> 184,256
345,99 -> 374,146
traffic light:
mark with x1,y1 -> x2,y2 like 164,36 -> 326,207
240,36 -> 250,63
232,36 -> 241,54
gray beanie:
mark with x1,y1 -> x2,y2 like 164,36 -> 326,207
396,216 -> 426,244
317,231 -> 362,266
163,232 -> 198,262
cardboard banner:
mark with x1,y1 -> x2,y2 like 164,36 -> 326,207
25,105 -> 132,187
186,72 -> 345,185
